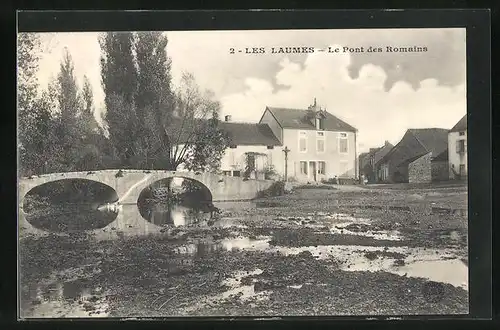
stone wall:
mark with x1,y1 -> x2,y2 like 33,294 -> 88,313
408,153 -> 432,183
431,160 -> 449,182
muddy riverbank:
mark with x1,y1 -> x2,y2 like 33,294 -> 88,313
18,183 -> 468,317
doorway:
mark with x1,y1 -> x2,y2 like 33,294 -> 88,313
309,161 -> 317,182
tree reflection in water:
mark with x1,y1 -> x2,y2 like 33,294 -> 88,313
22,179 -> 119,232
137,177 -> 214,227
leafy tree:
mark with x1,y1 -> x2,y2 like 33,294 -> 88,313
99,32 -> 229,172
20,91 -> 60,175
80,76 -> 99,135
52,49 -> 84,171
103,93 -> 140,168
169,73 -> 230,171
134,32 -> 174,169
17,33 -> 42,175
184,115 -> 230,173
76,75 -> 106,170
135,32 -> 172,117
99,32 -> 138,166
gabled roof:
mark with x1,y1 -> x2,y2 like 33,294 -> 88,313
219,122 -> 281,146
265,107 -> 357,132
359,151 -> 376,169
380,128 -> 448,167
432,148 -> 449,161
360,142 -> 394,168
409,128 -> 449,157
373,142 -> 394,165
166,117 -> 280,147
450,115 -> 467,132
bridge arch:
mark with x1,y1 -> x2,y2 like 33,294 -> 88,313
136,176 -> 214,203
22,177 -> 118,209
18,173 -> 118,211
20,178 -> 120,232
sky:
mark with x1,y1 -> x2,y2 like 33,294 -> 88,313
32,28 -> 466,153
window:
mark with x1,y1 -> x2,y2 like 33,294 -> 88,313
232,170 -> 241,177
267,145 -> 274,150
299,131 -> 307,152
459,131 -> 465,136
317,139 -> 325,153
229,144 -> 237,149
339,133 -> 348,153
316,131 -> 325,153
300,161 -> 308,175
318,161 -> 326,175
456,139 -> 466,153
223,171 -> 231,176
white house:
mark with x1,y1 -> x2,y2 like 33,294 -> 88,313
218,117 -> 283,180
448,114 -> 467,180
220,99 -> 358,183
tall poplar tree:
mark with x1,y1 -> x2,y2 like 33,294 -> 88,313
134,31 -> 174,169
53,49 -> 83,171
76,75 -> 106,170
99,32 -> 139,167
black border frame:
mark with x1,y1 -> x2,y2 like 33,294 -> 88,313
9,8 -> 492,326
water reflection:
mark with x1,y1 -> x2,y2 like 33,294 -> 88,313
273,244 -> 468,290
25,208 -> 118,232
137,177 -> 214,227
22,179 -> 119,232
172,236 -> 468,290
173,236 -> 272,255
145,203 -> 209,227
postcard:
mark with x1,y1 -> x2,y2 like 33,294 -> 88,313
18,21 -> 474,318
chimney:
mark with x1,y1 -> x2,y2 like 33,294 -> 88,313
385,140 -> 390,146
224,115 -> 232,122
308,97 -> 319,111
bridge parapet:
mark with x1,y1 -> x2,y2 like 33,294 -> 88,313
18,169 -> 275,207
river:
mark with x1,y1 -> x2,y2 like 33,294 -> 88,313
18,181 -> 469,317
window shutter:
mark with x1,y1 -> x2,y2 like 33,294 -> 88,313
456,141 -> 460,153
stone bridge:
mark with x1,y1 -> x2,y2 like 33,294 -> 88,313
18,169 -> 275,208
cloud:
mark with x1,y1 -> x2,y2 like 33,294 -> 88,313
220,45 -> 466,153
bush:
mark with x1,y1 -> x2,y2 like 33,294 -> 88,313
256,180 -> 286,198
264,165 -> 278,180
322,177 -> 338,184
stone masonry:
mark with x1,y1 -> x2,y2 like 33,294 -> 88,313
408,153 -> 432,183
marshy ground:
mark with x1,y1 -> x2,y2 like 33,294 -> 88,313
18,182 -> 468,318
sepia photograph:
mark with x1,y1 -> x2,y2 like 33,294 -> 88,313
18,27 -> 469,318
